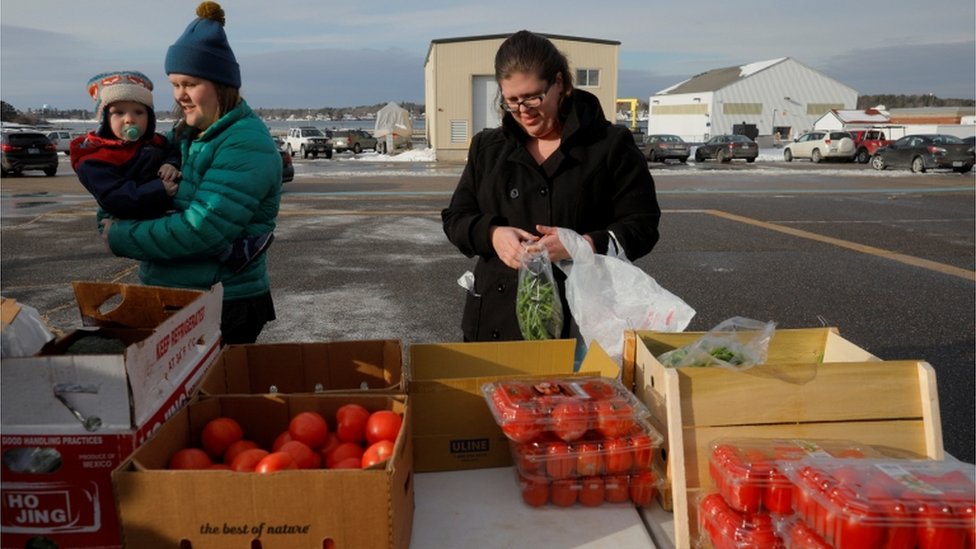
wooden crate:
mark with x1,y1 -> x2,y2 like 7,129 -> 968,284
623,327 -> 944,549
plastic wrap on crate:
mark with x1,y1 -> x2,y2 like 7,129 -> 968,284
780,457 -> 976,549
697,491 -> 784,549
481,376 -> 651,443
709,438 -> 883,515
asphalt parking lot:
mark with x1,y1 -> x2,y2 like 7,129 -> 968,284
2,153 -> 974,462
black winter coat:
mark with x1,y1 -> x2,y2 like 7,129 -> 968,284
442,89 -> 661,342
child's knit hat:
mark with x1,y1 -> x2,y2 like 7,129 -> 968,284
87,70 -> 154,117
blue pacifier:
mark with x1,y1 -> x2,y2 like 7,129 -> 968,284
121,125 -> 141,141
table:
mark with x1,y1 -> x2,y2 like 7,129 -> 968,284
412,466 -> 670,548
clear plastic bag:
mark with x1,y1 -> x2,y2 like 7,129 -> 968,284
657,316 -> 776,370
516,246 -> 564,340
555,228 -> 695,364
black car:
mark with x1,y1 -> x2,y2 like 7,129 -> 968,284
694,134 -> 758,163
271,136 -> 294,183
1,131 -> 59,177
871,134 -> 974,174
643,134 -> 690,163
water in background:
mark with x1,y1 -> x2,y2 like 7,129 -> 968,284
46,118 -> 425,137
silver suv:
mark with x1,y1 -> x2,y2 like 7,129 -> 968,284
784,131 -> 855,163
284,126 -> 333,159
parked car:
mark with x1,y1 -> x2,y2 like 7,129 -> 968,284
871,134 -> 974,174
284,126 -> 333,159
332,129 -> 378,154
643,134 -> 689,163
46,130 -> 75,155
848,128 -> 895,164
694,134 -> 758,163
783,130 -> 855,163
1,131 -> 59,177
271,136 -> 294,183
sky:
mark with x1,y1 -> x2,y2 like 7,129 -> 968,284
2,0 -> 974,112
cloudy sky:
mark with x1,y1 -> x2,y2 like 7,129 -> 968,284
2,0 -> 974,112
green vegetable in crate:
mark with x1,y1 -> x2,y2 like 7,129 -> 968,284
516,247 -> 564,340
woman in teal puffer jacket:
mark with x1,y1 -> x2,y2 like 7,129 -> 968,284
103,2 -> 282,343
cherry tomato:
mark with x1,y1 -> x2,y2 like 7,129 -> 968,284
222,439 -> 259,465
362,440 -> 395,468
325,441 -> 364,469
631,433 -> 655,471
575,442 -> 604,477
604,438 -> 634,475
365,410 -> 403,445
594,399 -> 634,438
335,403 -> 370,444
229,448 -> 270,472
604,475 -> 630,503
552,401 -> 589,442
544,441 -> 575,480
519,476 -> 549,507
579,477 -> 605,507
580,378 -> 616,400
168,448 -> 212,470
255,451 -> 299,473
289,411 -> 329,449
550,479 -> 578,507
201,417 -> 244,459
630,471 -> 656,506
279,440 -> 322,469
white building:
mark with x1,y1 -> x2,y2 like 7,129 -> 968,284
648,57 -> 858,143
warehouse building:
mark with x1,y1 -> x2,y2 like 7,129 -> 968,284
648,57 -> 858,143
424,33 -> 620,161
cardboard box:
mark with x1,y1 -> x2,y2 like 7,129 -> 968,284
112,393 -> 413,549
625,327 -> 944,549
1,282 -> 222,549
408,339 -> 625,473
200,340 -> 403,395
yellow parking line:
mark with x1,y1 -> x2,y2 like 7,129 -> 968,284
702,209 -> 976,282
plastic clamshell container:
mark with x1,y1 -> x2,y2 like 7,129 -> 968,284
697,492 -> 783,549
780,458 -> 976,549
516,464 -> 662,508
481,376 -> 651,444
709,438 -> 883,515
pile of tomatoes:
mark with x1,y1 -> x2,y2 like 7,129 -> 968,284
167,404 -> 403,472
483,377 -> 664,508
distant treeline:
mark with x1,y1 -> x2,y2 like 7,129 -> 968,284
252,102 -> 425,121
856,94 -> 975,109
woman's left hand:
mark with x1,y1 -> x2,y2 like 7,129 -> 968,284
100,218 -> 114,250
535,225 -> 594,262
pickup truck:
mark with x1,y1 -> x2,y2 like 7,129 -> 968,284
849,129 -> 894,164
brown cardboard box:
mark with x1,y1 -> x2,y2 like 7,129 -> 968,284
113,393 -> 413,549
408,339 -> 625,472
200,340 -> 403,395
625,327 -> 944,549
1,282 -> 222,549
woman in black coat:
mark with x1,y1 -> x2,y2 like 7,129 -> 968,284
442,30 -> 661,342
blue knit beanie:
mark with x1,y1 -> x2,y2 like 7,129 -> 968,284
165,2 -> 241,88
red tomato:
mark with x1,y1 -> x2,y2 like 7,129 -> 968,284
325,441 -> 364,468
331,457 -> 363,469
551,479 -> 578,507
168,448 -> 212,470
722,460 -> 765,514
764,469 -> 793,514
631,433 -> 655,471
365,410 -> 403,445
318,432 -> 341,460
289,411 -> 329,448
575,442 -> 604,477
879,500 -> 918,549
223,439 -> 259,465
255,451 -> 299,473
630,471 -> 656,506
272,430 -> 293,451
519,476 -> 549,507
500,407 -> 543,443
579,477 -> 605,507
552,401 -> 589,442
604,475 -> 630,503
917,502 -> 966,549
362,440 -> 395,468
514,442 -> 544,477
279,440 -> 322,469
604,438 -> 634,475
335,404 -> 370,444
229,448 -> 270,472
580,378 -> 616,400
594,399 -> 634,438
201,417 -> 244,459
544,441 -> 576,480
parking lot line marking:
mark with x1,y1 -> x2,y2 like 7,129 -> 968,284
705,209 -> 976,282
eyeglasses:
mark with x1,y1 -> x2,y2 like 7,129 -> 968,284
500,89 -> 548,113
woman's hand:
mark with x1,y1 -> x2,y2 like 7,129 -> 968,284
535,225 -> 594,262
100,218 -> 114,250
490,225 -> 537,269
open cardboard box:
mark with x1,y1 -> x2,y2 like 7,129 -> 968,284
624,327 -> 944,549
408,339 -> 627,472
1,282 -> 222,549
200,340 -> 403,395
112,393 -> 413,549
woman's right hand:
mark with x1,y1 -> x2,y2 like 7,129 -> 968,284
490,225 -> 537,269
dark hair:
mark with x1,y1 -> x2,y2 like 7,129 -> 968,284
494,30 -> 574,99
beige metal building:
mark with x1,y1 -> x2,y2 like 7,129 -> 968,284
424,33 -> 620,162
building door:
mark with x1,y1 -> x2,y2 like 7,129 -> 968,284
473,75 -> 502,134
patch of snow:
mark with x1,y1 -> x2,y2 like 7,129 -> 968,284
739,58 -> 786,78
